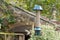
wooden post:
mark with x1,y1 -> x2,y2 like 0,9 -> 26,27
19,36 -> 22,40
6,35 -> 12,40
51,5 -> 57,21
5,34 -> 6,40
19,35 -> 25,40
52,10 -> 56,21
32,22 -> 34,35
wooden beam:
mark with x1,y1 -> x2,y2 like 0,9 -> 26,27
10,4 -> 60,27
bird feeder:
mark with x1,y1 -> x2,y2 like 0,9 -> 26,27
33,5 -> 43,35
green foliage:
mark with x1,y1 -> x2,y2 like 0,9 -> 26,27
7,16 -> 16,24
0,18 -> 8,32
0,0 -> 16,32
4,0 -> 60,20
30,25 -> 60,40
0,18 -> 3,24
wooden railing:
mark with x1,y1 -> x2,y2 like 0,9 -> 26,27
0,32 -> 25,40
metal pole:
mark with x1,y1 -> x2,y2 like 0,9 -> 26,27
35,11 -> 41,27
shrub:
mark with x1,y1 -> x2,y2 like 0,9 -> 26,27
29,25 -> 60,40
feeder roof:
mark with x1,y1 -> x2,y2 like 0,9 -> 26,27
33,5 -> 43,11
